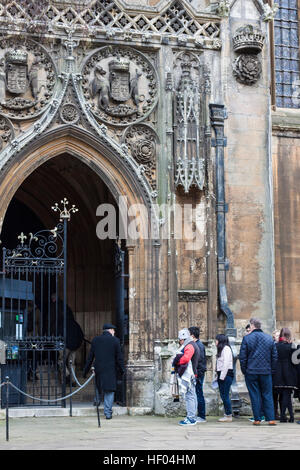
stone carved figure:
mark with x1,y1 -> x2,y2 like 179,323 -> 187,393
91,65 -> 110,110
262,2 -> 279,22
28,56 -> 41,99
130,69 -> 142,107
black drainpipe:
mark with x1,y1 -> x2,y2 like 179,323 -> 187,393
210,103 -> 240,416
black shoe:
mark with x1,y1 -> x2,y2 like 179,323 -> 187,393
289,417 -> 294,423
105,416 -> 112,420
280,417 -> 288,423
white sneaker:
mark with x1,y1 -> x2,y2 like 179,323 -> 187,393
196,417 -> 207,423
218,415 -> 232,422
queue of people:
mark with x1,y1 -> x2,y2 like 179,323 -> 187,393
171,318 -> 300,426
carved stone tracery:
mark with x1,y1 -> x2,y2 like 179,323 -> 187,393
174,52 -> 207,193
0,1 -> 222,50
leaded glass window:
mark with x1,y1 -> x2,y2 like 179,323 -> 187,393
274,0 -> 300,108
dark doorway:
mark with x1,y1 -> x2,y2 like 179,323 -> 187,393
0,154 -> 129,406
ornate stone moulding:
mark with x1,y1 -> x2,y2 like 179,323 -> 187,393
178,290 -> 208,302
0,0 -> 222,50
232,24 -> 265,54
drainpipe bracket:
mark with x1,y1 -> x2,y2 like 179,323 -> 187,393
211,137 -> 227,147
218,258 -> 230,271
216,202 -> 228,213
225,327 -> 237,338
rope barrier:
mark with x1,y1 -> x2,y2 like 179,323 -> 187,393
4,371 -> 95,403
69,361 -> 83,388
2,368 -> 100,441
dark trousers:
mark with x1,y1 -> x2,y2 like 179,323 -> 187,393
273,388 -> 281,418
279,389 -> 294,420
196,375 -> 206,419
245,373 -> 275,422
218,375 -> 233,416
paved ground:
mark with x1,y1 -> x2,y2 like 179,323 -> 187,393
1,414 -> 300,450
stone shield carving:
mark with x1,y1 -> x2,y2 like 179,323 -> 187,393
0,37 -> 57,120
82,46 -> 158,127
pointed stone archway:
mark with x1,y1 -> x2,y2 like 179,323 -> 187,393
0,127 -> 160,409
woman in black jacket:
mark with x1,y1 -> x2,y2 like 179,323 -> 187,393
273,328 -> 298,422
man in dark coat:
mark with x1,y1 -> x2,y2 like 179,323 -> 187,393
189,326 -> 207,423
83,323 -> 125,419
239,317 -> 278,425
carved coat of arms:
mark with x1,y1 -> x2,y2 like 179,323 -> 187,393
5,49 -> 28,95
0,38 -> 57,119
109,58 -> 130,102
83,46 -> 158,127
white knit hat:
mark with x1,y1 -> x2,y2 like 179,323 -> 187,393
178,328 -> 190,340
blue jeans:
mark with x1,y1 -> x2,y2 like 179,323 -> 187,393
196,375 -> 206,419
245,374 -> 274,422
103,391 -> 115,418
218,375 -> 233,416
185,382 -> 197,421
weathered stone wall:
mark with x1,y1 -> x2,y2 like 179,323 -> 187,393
221,0 -> 275,336
272,109 -> 300,341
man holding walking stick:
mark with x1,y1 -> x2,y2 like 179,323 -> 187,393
83,323 -> 125,420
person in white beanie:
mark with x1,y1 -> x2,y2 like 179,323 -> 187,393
172,328 -> 200,426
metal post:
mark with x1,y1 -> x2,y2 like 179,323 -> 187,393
69,358 -> 72,417
5,376 -> 9,442
92,367 -> 101,427
62,217 -> 67,408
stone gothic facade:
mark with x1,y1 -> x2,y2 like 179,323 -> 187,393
0,0 -> 295,415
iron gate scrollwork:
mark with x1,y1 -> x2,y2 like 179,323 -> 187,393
0,199 -> 77,408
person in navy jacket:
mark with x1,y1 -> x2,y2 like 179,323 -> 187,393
239,318 -> 278,425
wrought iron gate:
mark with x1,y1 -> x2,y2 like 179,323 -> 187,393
0,199 -> 77,408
